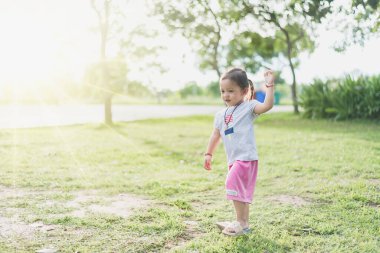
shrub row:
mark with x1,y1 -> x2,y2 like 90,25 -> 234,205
299,75 -> 380,120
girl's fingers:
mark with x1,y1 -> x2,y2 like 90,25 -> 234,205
264,70 -> 275,84
204,160 -> 211,170
265,75 -> 275,84
264,70 -> 273,76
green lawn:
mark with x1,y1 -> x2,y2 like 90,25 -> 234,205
0,113 -> 379,252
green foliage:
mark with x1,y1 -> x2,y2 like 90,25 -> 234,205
125,81 -> 153,98
153,0 -> 224,75
334,0 -> 379,50
290,0 -> 334,22
178,82 -> 204,98
218,0 -> 334,111
206,81 -> 220,97
84,56 -> 128,99
274,23 -> 316,58
227,31 -> 278,73
300,75 -> 380,120
299,79 -> 336,119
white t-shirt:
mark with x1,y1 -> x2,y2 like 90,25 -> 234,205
214,100 -> 260,165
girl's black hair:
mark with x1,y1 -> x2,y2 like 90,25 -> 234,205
221,67 -> 255,100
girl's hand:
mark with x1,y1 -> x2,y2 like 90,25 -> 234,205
264,69 -> 275,85
204,155 -> 212,170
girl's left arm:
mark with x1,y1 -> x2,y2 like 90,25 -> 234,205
254,70 -> 275,115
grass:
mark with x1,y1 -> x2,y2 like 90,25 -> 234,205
0,113 -> 379,252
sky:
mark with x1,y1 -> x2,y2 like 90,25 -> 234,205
0,0 -> 379,93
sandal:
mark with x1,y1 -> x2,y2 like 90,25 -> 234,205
222,221 -> 251,236
242,227 -> 252,234
216,221 -> 231,231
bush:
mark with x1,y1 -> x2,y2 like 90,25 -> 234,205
300,75 -> 380,120
179,82 -> 203,98
299,79 -> 336,119
206,81 -> 220,97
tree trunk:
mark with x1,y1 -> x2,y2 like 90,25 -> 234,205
91,0 -> 113,124
101,0 -> 112,124
104,94 -> 112,125
214,49 -> 221,78
201,0 -> 222,79
283,29 -> 299,114
267,10 -> 300,114
289,58 -> 299,114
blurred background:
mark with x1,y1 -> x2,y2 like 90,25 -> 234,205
0,0 -> 379,125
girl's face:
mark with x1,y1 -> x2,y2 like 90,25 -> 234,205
220,79 -> 248,106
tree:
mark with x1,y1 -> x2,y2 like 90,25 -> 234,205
153,0 -> 224,78
91,0 -> 113,125
226,31 -> 278,73
179,82 -> 203,98
91,0 -> 164,124
125,80 -> 154,98
222,0 -> 334,113
84,55 -> 128,101
352,0 -> 379,35
154,0 -> 334,113
206,81 -> 220,97
154,0 -> 281,79
334,0 -> 379,51
153,0 -> 281,80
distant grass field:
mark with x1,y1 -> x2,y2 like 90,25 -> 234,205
0,113 -> 379,252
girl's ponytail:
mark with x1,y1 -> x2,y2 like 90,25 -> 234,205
247,79 -> 255,100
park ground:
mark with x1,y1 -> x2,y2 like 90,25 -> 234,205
0,113 -> 379,252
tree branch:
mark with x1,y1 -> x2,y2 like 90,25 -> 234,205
91,0 -> 103,28
291,30 -> 305,44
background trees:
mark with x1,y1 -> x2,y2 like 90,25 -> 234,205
90,0 -> 163,124
153,0 -> 335,113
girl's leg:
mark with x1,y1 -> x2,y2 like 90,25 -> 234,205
233,200 -> 249,228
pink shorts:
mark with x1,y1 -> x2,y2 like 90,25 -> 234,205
225,160 -> 258,204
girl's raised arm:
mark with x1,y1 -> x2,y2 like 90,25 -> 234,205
254,70 -> 275,115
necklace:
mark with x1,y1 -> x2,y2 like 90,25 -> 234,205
224,101 -> 243,130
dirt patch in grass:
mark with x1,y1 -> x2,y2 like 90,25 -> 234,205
67,190 -> 151,218
364,181 -> 380,208
0,185 -> 151,241
268,195 -> 312,207
0,185 -> 151,219
0,185 -> 43,198
368,179 -> 380,185
0,215 -> 60,240
0,215 -> 37,240
367,179 -> 380,195
367,201 -> 380,209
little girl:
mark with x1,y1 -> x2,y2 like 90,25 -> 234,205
203,67 -> 275,236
